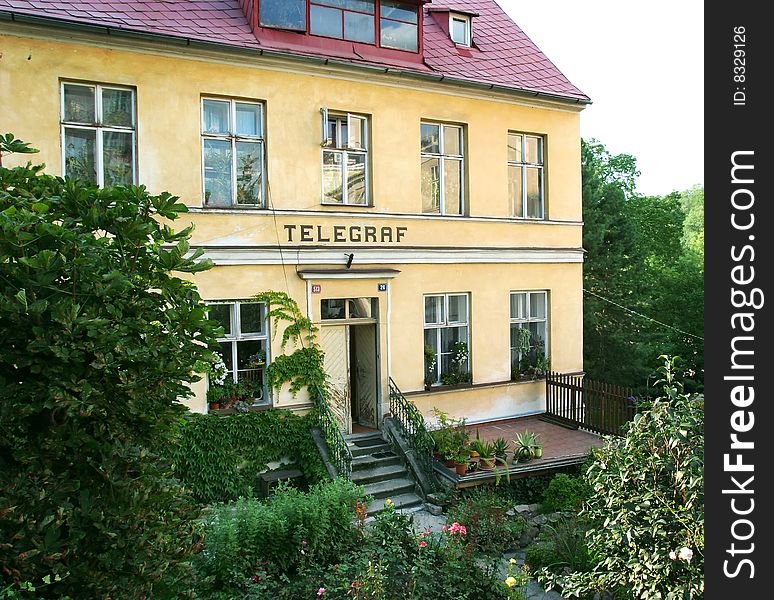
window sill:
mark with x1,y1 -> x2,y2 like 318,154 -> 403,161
202,205 -> 268,210
208,403 -> 273,416
320,202 -> 374,208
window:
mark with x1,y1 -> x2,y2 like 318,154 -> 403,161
321,110 -> 369,205
61,82 -> 136,186
208,301 -> 269,404
260,0 -> 306,30
202,98 -> 266,208
424,294 -> 470,386
421,122 -> 464,215
258,1 -> 419,53
380,1 -> 419,51
311,0 -> 375,43
508,132 -> 544,219
510,291 -> 548,379
449,14 -> 471,46
320,298 -> 376,320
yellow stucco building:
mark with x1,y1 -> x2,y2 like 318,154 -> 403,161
0,0 -> 589,433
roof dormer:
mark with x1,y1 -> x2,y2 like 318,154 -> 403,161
428,5 -> 479,47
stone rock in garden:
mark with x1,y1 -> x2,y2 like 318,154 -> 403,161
530,514 -> 547,526
426,493 -> 447,506
424,503 -> 443,516
519,526 -> 540,547
528,503 -> 540,512
506,508 -> 517,517
514,504 -> 532,514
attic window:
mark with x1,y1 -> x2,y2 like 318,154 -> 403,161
449,13 -> 471,46
259,0 -> 306,31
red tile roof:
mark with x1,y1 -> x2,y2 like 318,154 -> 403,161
0,0 -> 589,103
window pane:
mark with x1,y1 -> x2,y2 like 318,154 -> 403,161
346,0 -> 375,12
63,128 -> 97,183
530,292 -> 546,319
424,296 -> 443,325
103,131 -> 134,186
236,141 -> 263,205
237,339 -> 263,370
526,136 -> 542,164
344,11 -> 375,43
209,304 -> 232,336
510,293 -> 527,319
101,88 -> 133,127
203,139 -> 233,206
421,157 -> 440,213
327,118 -> 341,147
259,0 -> 306,30
444,159 -> 462,215
420,123 -> 440,154
202,99 -> 230,134
380,0 -> 417,23
507,133 -> 522,163
526,167 -> 543,218
348,115 -> 366,150
321,298 -> 346,319
448,295 -> 467,324
451,18 -> 468,44
311,5 -> 344,38
235,102 -> 262,136
346,152 -> 367,204
322,151 -> 344,203
240,302 -> 265,335
508,165 -> 523,218
218,341 -> 234,373
443,125 -> 462,156
349,298 -> 373,318
63,84 -> 95,124
441,326 -> 467,352
380,18 -> 418,51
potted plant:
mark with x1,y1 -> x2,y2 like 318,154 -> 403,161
431,408 -> 468,466
473,438 -> 496,470
424,345 -> 436,390
513,429 -> 541,463
454,447 -> 470,476
492,437 -> 509,461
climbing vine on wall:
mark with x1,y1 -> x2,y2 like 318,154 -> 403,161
253,291 -> 328,398
172,409 -> 328,503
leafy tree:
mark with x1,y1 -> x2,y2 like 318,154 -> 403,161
0,136 -> 220,597
538,357 -> 704,598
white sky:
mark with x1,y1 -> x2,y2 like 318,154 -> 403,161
496,0 -> 704,197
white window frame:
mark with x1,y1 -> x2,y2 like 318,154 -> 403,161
201,97 -> 267,208
320,109 -> 370,205
60,81 -> 137,187
449,14 -> 471,46
509,291 -> 549,376
420,121 -> 465,215
508,132 -> 545,219
423,293 -> 470,385
207,301 -> 271,404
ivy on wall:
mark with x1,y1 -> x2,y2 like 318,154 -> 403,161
253,291 -> 328,398
172,409 -> 328,504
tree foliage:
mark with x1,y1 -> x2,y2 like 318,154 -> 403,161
0,137 -> 220,597
538,357 -> 704,599
581,139 -> 704,394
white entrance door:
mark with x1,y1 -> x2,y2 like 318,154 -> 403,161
319,325 -> 352,434
353,325 -> 378,429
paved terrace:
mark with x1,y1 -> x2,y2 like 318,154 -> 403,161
434,415 -> 605,489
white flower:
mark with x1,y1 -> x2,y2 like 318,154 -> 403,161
669,551 -> 677,560
678,547 -> 693,562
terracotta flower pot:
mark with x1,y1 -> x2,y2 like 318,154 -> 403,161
455,462 -> 468,476
479,457 -> 495,470
444,458 -> 456,468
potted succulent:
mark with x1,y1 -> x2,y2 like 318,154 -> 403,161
513,429 -> 541,463
472,438 -> 496,470
492,437 -> 509,461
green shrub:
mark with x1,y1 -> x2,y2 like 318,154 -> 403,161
195,478 -> 364,594
541,473 -> 592,513
538,357 -> 704,599
524,516 -> 592,574
446,487 -> 527,555
0,137 -> 217,598
172,409 -> 328,503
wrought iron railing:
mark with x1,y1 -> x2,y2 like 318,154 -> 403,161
388,377 -> 435,482
314,390 -> 352,480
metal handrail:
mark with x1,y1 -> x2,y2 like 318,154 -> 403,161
314,390 -> 352,479
388,377 -> 435,483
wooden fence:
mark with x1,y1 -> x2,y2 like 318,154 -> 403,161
545,372 -> 639,436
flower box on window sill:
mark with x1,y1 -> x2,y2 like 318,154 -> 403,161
423,382 -> 473,393
208,402 -> 271,416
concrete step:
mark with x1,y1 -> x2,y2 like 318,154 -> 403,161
366,492 -> 424,516
361,477 -> 415,499
350,463 -> 407,485
349,443 -> 391,458
347,434 -> 389,457
351,451 -> 402,471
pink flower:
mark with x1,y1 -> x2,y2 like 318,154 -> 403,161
251,575 -> 260,583
317,588 -> 326,597
441,525 -> 448,532
419,541 -> 427,547
301,540 -> 308,546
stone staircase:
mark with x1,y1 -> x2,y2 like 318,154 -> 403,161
347,432 -> 424,516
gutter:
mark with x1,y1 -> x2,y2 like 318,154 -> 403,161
0,10 -> 591,107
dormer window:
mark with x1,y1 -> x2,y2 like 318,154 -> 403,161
256,0 -> 421,53
449,14 -> 471,46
